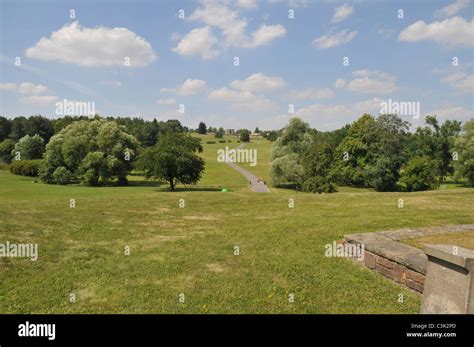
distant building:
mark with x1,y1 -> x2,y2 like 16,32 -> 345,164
225,129 -> 235,135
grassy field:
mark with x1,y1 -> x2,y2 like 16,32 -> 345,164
1,135 -> 473,313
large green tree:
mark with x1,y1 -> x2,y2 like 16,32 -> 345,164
40,119 -> 139,185
412,115 -> 461,180
137,132 -> 205,191
269,118 -> 312,187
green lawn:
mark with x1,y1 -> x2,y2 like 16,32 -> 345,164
1,136 -> 473,313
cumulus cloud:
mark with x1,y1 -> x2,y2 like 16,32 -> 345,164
172,26 -> 220,59
435,0 -> 469,19
289,88 -> 334,100
312,30 -> 357,49
160,79 -> 207,96
440,70 -> 474,94
244,24 -> 286,48
208,87 -> 258,103
26,21 -> 157,67
230,73 -> 285,92
0,82 -> 49,94
399,16 -> 474,47
343,69 -> 397,94
332,4 -> 353,23
208,86 -> 276,112
181,0 -> 285,55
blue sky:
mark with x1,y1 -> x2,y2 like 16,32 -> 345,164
0,0 -> 472,130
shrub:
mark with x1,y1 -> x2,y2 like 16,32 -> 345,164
206,141 -> 216,144
302,176 -> 337,194
53,166 -> 72,185
9,159 -> 42,177
239,129 -> 250,142
218,139 -> 226,143
228,140 -> 232,143
399,156 -> 440,191
11,134 -> 45,160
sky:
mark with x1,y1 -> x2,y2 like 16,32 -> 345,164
0,0 -> 473,131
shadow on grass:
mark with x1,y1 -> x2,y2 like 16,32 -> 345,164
154,186 -> 224,192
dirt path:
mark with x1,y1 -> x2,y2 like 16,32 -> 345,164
225,143 -> 270,193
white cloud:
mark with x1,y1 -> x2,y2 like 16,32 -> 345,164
237,0 -> 258,9
230,73 -> 285,92
399,17 -> 474,47
26,22 -> 157,67
157,98 -> 176,105
189,0 -> 285,50
161,79 -> 207,96
289,87 -> 334,100
429,106 -> 474,122
178,79 -> 207,95
208,87 -> 257,103
344,70 -> 397,94
332,4 -> 353,23
172,26 -> 220,59
208,86 -> 275,112
244,24 -> 286,48
440,71 -> 474,94
435,0 -> 469,19
0,82 -> 49,94
20,95 -> 59,105
312,30 -> 357,49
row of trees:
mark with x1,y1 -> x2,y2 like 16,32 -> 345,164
270,115 -> 473,193
1,116 -> 206,190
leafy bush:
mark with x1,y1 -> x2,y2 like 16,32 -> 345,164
228,140 -> 232,143
399,156 -> 440,191
206,141 -> 216,144
218,139 -> 226,143
214,131 -> 223,138
302,176 -> 337,193
11,134 -> 45,160
0,139 -> 15,163
40,119 -> 139,185
239,129 -> 250,142
53,166 -> 72,185
365,157 -> 400,192
9,159 -> 42,177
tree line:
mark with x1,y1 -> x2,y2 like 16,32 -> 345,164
270,115 -> 473,192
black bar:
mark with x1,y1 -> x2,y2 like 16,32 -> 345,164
0,314 -> 473,346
